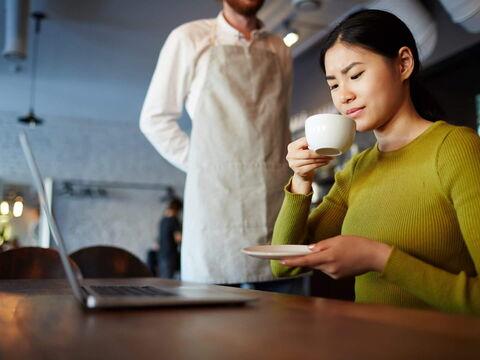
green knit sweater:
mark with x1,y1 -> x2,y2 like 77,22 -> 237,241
271,121 -> 480,315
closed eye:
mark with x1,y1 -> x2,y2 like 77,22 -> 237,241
351,71 -> 364,80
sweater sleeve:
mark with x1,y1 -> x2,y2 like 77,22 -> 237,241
382,127 -> 480,315
271,155 -> 359,277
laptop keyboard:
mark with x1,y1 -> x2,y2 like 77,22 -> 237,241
88,285 -> 175,297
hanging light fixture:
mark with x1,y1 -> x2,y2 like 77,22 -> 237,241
3,0 -> 30,60
18,11 -> 46,127
283,19 -> 299,48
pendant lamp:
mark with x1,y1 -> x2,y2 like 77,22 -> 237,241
18,11 -> 46,126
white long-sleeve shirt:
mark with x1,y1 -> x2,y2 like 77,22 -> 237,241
140,12 -> 292,172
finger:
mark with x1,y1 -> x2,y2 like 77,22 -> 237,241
280,251 -> 329,268
290,158 -> 331,168
288,137 -> 309,151
287,144 -> 333,159
307,241 -> 329,252
296,137 -> 309,149
295,162 -> 329,175
288,151 -> 333,162
308,151 -> 333,160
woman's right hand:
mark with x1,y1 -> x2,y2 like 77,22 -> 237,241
286,137 -> 333,194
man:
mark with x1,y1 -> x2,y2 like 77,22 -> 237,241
140,0 -> 303,293
157,198 -> 182,279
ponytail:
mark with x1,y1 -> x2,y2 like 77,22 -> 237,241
410,79 -> 444,121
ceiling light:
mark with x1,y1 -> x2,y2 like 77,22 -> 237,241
0,201 -> 9,215
13,199 -> 23,217
283,32 -> 299,47
18,11 -> 46,127
282,19 -> 300,47
3,0 -> 29,60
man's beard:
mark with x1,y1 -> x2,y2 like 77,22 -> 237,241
225,0 -> 265,16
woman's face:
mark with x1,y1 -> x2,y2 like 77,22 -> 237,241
324,41 -> 407,132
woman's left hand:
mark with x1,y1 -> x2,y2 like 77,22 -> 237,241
280,235 -> 393,279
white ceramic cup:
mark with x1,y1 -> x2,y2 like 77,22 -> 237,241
304,113 -> 356,156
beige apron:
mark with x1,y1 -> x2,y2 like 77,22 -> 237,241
181,26 -> 291,283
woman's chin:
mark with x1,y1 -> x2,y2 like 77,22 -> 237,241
353,119 -> 370,132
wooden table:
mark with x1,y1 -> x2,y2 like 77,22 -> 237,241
1,278 -> 479,360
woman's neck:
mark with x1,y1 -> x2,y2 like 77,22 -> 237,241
222,5 -> 259,40
374,98 -> 432,152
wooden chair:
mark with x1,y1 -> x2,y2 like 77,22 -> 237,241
69,245 -> 153,278
0,246 -> 82,279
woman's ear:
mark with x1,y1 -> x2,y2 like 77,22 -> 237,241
398,46 -> 415,81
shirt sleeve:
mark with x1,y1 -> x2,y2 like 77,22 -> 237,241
271,155 -> 359,277
139,27 -> 195,172
382,127 -> 480,315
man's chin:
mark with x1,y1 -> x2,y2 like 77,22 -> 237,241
225,0 -> 265,16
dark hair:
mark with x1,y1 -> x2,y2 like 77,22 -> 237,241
167,198 -> 182,211
319,9 -> 443,121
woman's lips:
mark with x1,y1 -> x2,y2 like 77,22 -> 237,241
346,107 -> 365,118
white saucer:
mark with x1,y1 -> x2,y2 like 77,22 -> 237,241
242,245 -> 312,260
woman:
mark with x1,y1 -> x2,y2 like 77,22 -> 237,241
271,9 -> 480,315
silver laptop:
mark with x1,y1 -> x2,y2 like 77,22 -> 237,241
19,132 -> 256,309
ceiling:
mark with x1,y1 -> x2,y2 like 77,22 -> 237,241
0,0 -> 368,125
260,0 -> 370,56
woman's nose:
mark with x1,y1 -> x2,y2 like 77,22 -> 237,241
339,88 -> 355,104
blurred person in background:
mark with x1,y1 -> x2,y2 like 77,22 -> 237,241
157,198 -> 182,279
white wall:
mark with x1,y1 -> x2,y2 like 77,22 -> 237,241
0,111 -> 185,260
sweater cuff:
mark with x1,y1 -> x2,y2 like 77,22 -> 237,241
381,247 -> 416,284
284,177 -> 313,205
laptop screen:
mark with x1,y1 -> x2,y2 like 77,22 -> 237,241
19,132 -> 85,302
